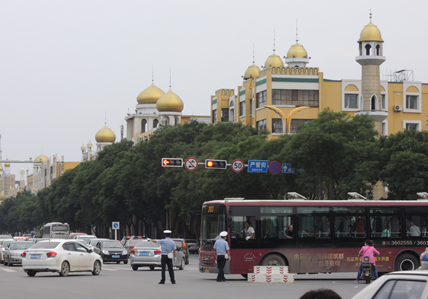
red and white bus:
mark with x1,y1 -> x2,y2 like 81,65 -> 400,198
199,198 -> 428,276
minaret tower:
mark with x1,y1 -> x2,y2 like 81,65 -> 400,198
355,12 -> 387,132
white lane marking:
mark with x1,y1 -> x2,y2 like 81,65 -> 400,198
1,268 -> 17,272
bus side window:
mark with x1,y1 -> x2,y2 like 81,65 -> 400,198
298,216 -> 314,238
231,216 -> 244,238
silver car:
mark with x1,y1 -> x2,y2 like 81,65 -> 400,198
0,239 -> 13,264
3,241 -> 34,266
129,240 -> 185,271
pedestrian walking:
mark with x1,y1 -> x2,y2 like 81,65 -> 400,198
213,231 -> 230,282
150,229 -> 177,284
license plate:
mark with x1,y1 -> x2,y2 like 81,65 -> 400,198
112,255 -> 120,258
139,252 -> 149,256
31,254 -> 41,259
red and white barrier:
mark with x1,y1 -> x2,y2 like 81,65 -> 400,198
254,266 -> 289,275
248,266 -> 295,283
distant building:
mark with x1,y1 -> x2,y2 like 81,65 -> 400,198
125,81 -> 210,143
210,15 -> 427,137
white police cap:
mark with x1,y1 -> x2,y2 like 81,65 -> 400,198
163,230 -> 172,234
220,231 -> 228,237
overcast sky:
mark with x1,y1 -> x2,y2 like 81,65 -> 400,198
1,0 -> 427,179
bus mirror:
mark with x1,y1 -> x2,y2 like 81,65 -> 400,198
228,217 -> 232,228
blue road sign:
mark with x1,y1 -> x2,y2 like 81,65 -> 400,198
248,160 -> 268,173
282,163 -> 295,174
269,161 -> 281,175
112,222 -> 120,230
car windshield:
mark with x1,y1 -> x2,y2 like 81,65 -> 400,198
79,237 -> 96,243
30,242 -> 60,249
102,241 -> 123,248
10,242 -> 33,250
3,240 -> 12,247
127,240 -> 141,246
135,241 -> 159,248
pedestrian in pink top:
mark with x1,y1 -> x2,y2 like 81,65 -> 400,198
355,240 -> 380,283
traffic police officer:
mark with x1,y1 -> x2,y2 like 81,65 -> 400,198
151,229 -> 177,284
213,231 -> 230,282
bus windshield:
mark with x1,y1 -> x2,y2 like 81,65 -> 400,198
201,204 -> 226,244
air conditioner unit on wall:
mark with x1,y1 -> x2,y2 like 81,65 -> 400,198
394,105 -> 402,112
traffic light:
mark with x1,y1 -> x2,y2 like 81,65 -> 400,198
205,159 -> 227,169
161,158 -> 183,167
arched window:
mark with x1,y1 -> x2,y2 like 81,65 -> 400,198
141,119 -> 147,133
371,95 -> 378,111
153,119 -> 159,128
365,44 -> 371,55
376,44 -> 380,56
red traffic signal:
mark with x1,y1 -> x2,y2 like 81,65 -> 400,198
161,158 -> 183,167
205,159 -> 227,169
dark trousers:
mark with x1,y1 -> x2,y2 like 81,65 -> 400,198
161,255 -> 175,283
216,255 -> 226,281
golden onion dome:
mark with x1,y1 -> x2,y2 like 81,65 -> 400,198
4,159 -> 10,167
264,53 -> 284,68
244,64 -> 260,80
137,83 -> 165,104
286,43 -> 308,58
35,155 -> 48,164
95,125 -> 116,143
0,166 -> 2,171
81,145 -> 86,150
358,22 -> 383,42
87,141 -> 93,147
156,89 -> 184,112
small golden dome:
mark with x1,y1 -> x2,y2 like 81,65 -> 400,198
244,64 -> 260,80
358,22 -> 383,42
81,145 -> 86,150
264,53 -> 284,68
0,166 -> 2,171
156,89 -> 184,112
87,141 -> 93,147
4,159 -> 10,167
95,125 -> 116,143
35,155 -> 48,164
137,83 -> 165,104
286,43 -> 308,58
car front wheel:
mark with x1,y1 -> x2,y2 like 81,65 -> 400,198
59,261 -> 70,277
92,261 -> 101,275
179,258 -> 185,270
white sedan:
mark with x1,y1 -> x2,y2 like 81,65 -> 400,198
351,270 -> 428,299
22,239 -> 103,277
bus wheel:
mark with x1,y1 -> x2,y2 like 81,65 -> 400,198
261,254 -> 286,266
395,253 -> 419,271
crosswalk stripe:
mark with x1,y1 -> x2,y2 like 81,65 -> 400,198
1,268 -> 17,272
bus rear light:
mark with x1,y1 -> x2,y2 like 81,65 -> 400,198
154,250 -> 161,255
46,252 -> 57,258
129,246 -> 134,249
131,250 -> 135,254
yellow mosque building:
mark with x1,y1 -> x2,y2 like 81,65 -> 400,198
210,15 -> 427,138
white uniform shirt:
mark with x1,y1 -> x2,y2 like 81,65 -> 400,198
245,227 -> 255,238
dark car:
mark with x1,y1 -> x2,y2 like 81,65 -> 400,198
172,239 -> 189,265
184,239 -> 199,254
93,240 -> 128,264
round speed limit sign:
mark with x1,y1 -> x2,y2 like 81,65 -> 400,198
231,159 -> 244,173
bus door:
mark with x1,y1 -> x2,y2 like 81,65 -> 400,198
229,206 -> 259,250
259,206 -> 295,249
